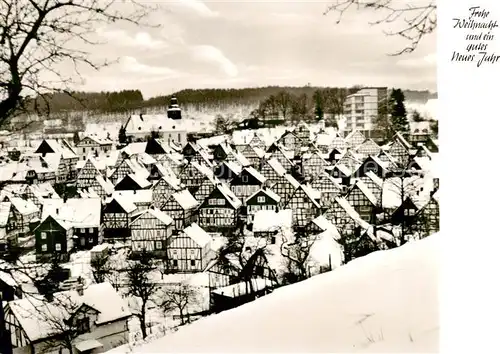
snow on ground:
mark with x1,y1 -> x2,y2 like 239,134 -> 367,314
125,234 -> 439,353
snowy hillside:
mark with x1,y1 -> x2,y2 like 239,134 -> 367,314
122,234 -> 440,353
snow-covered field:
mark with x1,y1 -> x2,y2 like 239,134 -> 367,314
118,234 -> 440,353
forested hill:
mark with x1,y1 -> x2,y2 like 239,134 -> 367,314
28,86 -> 437,114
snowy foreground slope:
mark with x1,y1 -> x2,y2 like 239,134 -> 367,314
122,234 -> 440,353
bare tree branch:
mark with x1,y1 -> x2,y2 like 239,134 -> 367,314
0,0 -> 161,128
323,0 -> 436,55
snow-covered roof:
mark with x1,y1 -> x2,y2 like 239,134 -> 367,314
212,278 -> 270,298
267,158 -> 286,176
335,197 -> 370,231
95,175 -> 115,195
183,223 -> 212,248
110,195 -> 138,214
253,209 -> 293,233
244,166 -> 266,183
216,183 -> 242,209
112,190 -> 152,205
311,215 -> 340,239
125,115 -> 188,134
353,179 -> 379,206
0,202 -> 11,228
409,121 -> 431,135
8,282 -> 131,342
283,174 -> 300,189
80,134 -> 113,146
131,208 -> 173,226
38,139 -> 78,159
135,234 -> 439,352
116,172 -> 151,189
41,198 -> 101,228
172,189 -> 199,210
246,187 -> 281,204
10,197 -> 39,216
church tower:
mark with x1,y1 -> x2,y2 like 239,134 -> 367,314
167,95 -> 182,120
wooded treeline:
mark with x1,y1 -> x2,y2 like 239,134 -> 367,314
25,86 -> 437,115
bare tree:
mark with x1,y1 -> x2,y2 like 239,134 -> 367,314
157,283 -> 200,326
280,230 -> 317,284
0,0 -> 158,128
25,291 -> 90,354
275,90 -> 293,121
324,0 -> 436,55
90,253 -> 109,284
126,251 -> 158,340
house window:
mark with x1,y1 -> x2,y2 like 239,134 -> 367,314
271,236 -> 276,244
80,228 -> 85,233
55,243 -> 61,251
41,244 -> 47,252
41,232 -> 47,240
172,260 -> 178,267
209,199 -> 217,206
217,199 -> 225,206
257,196 -> 265,204
76,317 -> 90,334
190,249 -> 195,254
242,175 -> 248,183
190,260 -> 195,267
83,148 -> 86,154
156,241 -> 162,250
178,133 -> 181,142
157,230 -> 161,237
88,228 -> 94,233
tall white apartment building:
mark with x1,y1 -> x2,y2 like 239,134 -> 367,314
343,87 -> 388,132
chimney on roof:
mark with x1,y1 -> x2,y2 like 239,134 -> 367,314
76,283 -> 84,296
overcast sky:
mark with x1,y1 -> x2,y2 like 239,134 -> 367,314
75,0 -> 436,98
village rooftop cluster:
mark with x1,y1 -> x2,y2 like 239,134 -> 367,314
0,95 -> 439,353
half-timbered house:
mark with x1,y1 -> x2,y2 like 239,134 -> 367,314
230,167 -> 267,201
198,183 -> 242,232
246,187 -> 280,224
213,160 -> 241,183
166,223 -> 215,273
4,282 -> 131,354
76,134 -> 113,159
325,147 -> 345,165
302,151 -> 328,179
109,157 -> 149,185
102,196 -> 138,240
4,197 -> 38,240
284,185 -> 322,229
178,160 -> 213,194
310,172 -> 343,207
87,175 -> 115,200
345,180 -> 379,223
269,173 -> 300,205
212,142 -> 234,163
76,158 -> 103,189
344,130 -> 366,148
277,130 -> 300,154
34,215 -> 73,261
240,144 -> 262,169
35,139 -> 79,183
259,158 -> 286,185
130,208 -> 174,258
323,197 -> 370,237
151,175 -> 182,209
114,173 -> 152,191
41,198 -> 102,251
266,144 -> 295,173
160,189 -> 199,231
353,155 -> 389,179
387,132 -> 412,165
355,138 -> 381,158
359,171 -> 384,198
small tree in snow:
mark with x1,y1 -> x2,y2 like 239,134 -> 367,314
280,230 -> 317,284
90,253 -> 110,284
126,251 -> 158,340
158,283 -> 200,326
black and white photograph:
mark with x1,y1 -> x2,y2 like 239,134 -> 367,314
0,0 -> 440,353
